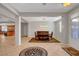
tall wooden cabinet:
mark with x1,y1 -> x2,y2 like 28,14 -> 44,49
0,25 -> 15,36
7,25 -> 15,36
0,26 -> 3,34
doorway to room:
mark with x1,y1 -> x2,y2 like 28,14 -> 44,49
0,23 -> 15,36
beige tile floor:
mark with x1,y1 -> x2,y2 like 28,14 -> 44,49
0,35 -> 70,56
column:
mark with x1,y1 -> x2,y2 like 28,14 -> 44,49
62,13 -> 70,44
15,16 -> 21,45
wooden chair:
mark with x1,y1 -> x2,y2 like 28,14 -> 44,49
49,32 -> 53,40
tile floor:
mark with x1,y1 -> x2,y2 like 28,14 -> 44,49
0,35 -> 70,56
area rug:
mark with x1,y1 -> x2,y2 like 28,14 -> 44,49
29,38 -> 60,43
62,47 -> 79,56
19,47 -> 48,56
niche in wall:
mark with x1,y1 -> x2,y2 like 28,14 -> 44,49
38,25 -> 48,31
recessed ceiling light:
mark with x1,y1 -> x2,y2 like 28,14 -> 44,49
42,3 -> 47,6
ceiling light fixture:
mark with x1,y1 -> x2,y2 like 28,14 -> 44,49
42,3 -> 47,5
63,3 -> 71,7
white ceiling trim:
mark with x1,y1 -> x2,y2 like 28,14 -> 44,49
1,4 -> 19,16
20,12 -> 64,17
22,16 -> 62,22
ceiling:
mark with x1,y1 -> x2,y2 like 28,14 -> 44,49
1,3 -> 79,22
3,3 -> 79,13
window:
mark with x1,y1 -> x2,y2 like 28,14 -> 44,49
2,24 -> 7,32
71,18 -> 79,39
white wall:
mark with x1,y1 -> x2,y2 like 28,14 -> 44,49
54,20 -> 62,41
28,21 -> 54,37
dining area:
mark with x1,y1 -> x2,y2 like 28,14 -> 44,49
35,31 -> 53,40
